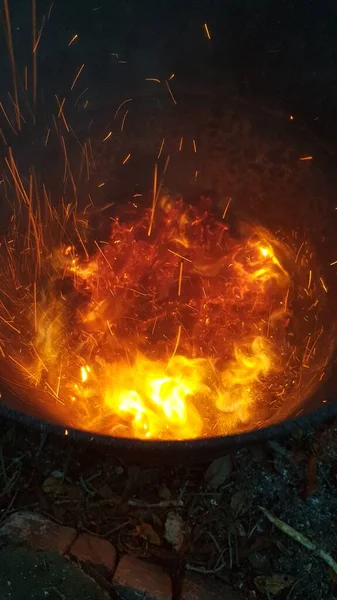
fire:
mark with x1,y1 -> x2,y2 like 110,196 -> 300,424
0,185 -> 329,441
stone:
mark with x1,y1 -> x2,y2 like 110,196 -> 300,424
70,533 -> 116,573
113,555 -> 171,600
113,555 -> 245,600
0,511 -> 77,555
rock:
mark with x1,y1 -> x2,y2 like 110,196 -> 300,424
0,511 -> 77,555
113,555 -> 171,600
70,533 -> 116,573
113,555 -> 245,600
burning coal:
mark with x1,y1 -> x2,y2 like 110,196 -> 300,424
0,169 -> 330,440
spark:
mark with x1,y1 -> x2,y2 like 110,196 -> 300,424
3,0 -> 20,129
102,131 -> 112,142
56,360 -> 62,397
94,240 -> 114,270
32,0 -> 37,123
295,242 -> 304,264
167,325 -> 182,366
299,156 -> 313,161
204,23 -> 211,39
330,259 -> 337,266
8,355 -> 39,383
194,170 -> 199,181
289,115 -> 294,120
179,137 -> 183,151
44,127 -> 50,146
33,14 -> 46,53
151,317 -> 158,335
0,102 -> 17,135
148,163 -> 158,236
97,182 -> 105,188
24,67 -> 28,91
157,138 -> 165,159
122,153 -> 131,165
192,139 -> 197,153
167,249 -> 192,263
307,269 -> 312,290
71,64 -> 85,90
114,98 -> 132,120
145,78 -> 161,83
165,80 -> 177,105
121,109 -> 128,131
68,34 -> 78,46
33,281 -> 37,333
56,96 -> 69,131
222,197 -> 232,219
178,261 -> 184,296
168,73 -> 175,80
0,316 -> 20,334
320,277 -> 328,293
75,87 -> 88,107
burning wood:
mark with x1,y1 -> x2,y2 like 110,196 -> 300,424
0,185 -> 329,440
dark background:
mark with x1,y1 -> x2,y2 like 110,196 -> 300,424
2,0 -> 337,142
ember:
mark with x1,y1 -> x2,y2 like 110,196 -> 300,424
0,181 -> 330,440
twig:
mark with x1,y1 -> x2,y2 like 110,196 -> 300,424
79,475 -> 95,496
186,562 -> 225,574
128,499 -> 183,509
260,506 -> 337,574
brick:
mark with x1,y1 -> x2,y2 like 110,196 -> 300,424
113,555 -> 171,600
70,532 -> 116,573
113,555 -> 245,600
0,511 -> 77,554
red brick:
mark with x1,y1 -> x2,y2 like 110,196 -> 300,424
0,511 -> 76,554
70,532 -> 116,573
113,555 -> 171,600
113,555 -> 245,600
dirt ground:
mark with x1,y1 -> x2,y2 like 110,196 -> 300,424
0,415 -> 337,599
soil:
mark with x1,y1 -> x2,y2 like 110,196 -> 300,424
0,417 -> 337,599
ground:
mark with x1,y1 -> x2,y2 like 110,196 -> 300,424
0,415 -> 337,599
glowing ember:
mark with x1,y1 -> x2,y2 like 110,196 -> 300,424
0,185 -> 330,440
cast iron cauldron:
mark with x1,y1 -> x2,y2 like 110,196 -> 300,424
0,89 -> 337,464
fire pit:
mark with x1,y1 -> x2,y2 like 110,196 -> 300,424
0,88 -> 336,463
0,0 -> 336,461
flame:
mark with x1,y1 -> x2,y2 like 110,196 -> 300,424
0,190 -> 329,440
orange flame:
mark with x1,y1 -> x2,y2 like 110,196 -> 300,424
0,192 -> 329,440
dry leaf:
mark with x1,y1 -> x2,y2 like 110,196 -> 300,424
254,574 -> 296,595
164,511 -> 184,551
42,476 -> 65,495
230,489 -> 248,517
204,455 -> 232,489
136,522 -> 161,546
